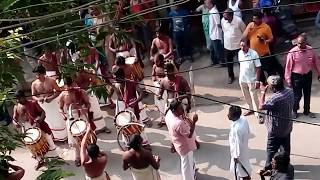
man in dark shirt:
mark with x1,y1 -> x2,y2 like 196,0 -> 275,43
259,75 -> 294,171
260,152 -> 294,180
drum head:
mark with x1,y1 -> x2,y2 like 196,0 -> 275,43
70,119 -> 87,136
125,57 -> 136,65
115,110 -> 137,126
24,128 -> 41,143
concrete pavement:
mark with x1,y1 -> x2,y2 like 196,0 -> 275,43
11,49 -> 320,179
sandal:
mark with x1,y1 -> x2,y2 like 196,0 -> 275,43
35,159 -> 45,170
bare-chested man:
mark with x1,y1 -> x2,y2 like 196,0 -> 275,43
74,67 -> 113,133
158,62 -> 191,114
109,33 -> 137,60
0,160 -> 25,180
123,134 -> 161,180
13,90 -> 56,170
38,51 -> 59,78
150,26 -> 174,64
31,65 -> 65,141
59,76 -> 91,166
80,124 -> 110,180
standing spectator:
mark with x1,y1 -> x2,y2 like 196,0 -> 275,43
253,0 -> 273,8
238,40 -> 262,122
228,0 -> 243,18
285,35 -> 320,119
227,106 -> 252,180
243,11 -> 276,84
262,8 -> 284,79
123,135 -> 161,180
165,100 -> 198,180
207,0 -> 224,66
259,75 -> 294,171
195,3 -> 211,50
169,5 -> 193,62
259,152 -> 294,180
222,8 -> 246,84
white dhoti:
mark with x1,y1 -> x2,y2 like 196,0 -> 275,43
85,172 -> 108,180
180,151 -> 196,180
39,98 -> 67,141
88,94 -> 106,132
153,81 -> 166,116
131,166 -> 161,180
46,71 -> 57,79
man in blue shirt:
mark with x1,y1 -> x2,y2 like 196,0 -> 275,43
169,5 -> 193,62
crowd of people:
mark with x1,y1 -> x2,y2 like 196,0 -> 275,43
2,0 -> 320,180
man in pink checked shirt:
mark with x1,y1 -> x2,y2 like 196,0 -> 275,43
165,100 -> 198,180
285,35 -> 320,119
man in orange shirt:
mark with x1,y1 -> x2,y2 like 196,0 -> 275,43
243,11 -> 283,84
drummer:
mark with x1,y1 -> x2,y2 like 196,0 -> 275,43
59,76 -> 91,167
74,67 -> 113,133
157,62 -> 191,123
31,65 -> 66,141
112,56 -> 137,80
113,67 -> 144,121
12,89 -> 56,170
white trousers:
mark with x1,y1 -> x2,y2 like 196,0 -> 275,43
239,82 -> 260,117
180,151 -> 195,180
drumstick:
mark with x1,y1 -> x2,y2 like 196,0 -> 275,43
188,66 -> 197,115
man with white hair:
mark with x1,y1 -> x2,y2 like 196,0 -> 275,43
259,75 -> 294,171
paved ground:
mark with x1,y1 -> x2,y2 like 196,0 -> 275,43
11,25 -> 320,180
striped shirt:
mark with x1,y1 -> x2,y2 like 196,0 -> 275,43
262,88 -> 294,137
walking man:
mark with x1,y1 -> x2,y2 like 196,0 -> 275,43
227,106 -> 252,180
207,0 -> 224,66
238,40 -> 262,122
222,8 -> 246,84
259,75 -> 294,171
165,100 -> 198,180
285,35 -> 320,119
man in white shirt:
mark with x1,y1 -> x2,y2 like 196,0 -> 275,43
206,0 -> 224,66
238,40 -> 263,123
228,106 -> 252,180
222,8 -> 246,84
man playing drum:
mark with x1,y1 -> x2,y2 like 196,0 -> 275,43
31,65 -> 66,141
80,124 -> 111,180
157,62 -> 191,122
12,90 -> 56,170
59,76 -> 91,166
74,67 -> 112,133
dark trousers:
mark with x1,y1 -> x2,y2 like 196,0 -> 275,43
260,55 -> 284,84
225,49 -> 238,79
173,31 -> 192,59
265,133 -> 291,170
210,39 -> 224,65
291,71 -> 312,113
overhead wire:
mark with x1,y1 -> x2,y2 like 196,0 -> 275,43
3,46 -> 320,128
1,0 -> 158,42
0,0 -> 105,30
1,0 -> 318,53
0,0 -> 77,14
0,0 -> 189,53
1,1 -> 320,127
